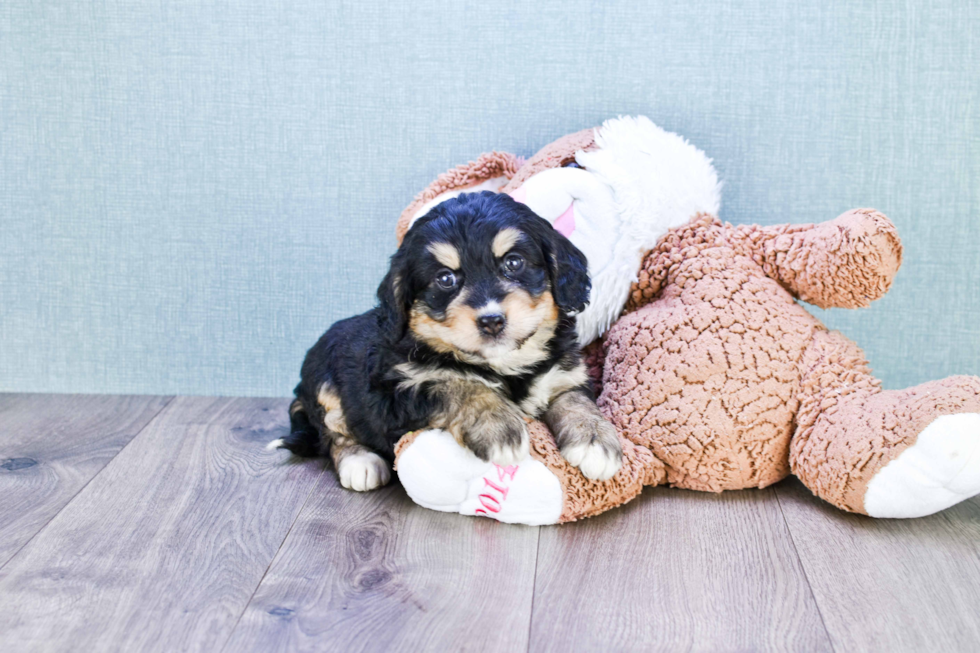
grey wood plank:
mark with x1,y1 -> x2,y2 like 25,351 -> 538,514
775,477 -> 980,652
0,396 -> 324,653
222,473 -> 540,653
0,393 -> 172,567
529,486 -> 833,652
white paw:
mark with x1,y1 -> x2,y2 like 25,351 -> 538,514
865,413 -> 980,518
486,427 -> 530,467
265,438 -> 285,451
338,451 -> 391,492
562,441 -> 622,481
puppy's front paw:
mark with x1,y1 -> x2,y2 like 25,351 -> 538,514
464,410 -> 530,466
559,419 -> 623,481
338,450 -> 391,491
485,430 -> 530,466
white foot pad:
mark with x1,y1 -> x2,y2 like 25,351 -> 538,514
338,451 -> 391,492
397,430 -> 563,525
865,413 -> 980,518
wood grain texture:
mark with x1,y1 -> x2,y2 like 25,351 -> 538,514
0,396 -> 324,653
7,394 -> 980,653
0,393 -> 172,567
775,477 -> 980,652
529,486 -> 832,653
222,474 -> 540,653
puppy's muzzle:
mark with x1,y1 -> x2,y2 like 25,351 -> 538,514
476,313 -> 506,337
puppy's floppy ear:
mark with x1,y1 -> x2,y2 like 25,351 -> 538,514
544,226 -> 591,314
377,249 -> 412,340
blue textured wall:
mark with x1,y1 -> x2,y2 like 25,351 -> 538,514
1,1 -> 978,396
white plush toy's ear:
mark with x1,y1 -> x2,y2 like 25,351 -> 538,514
510,116 -> 722,345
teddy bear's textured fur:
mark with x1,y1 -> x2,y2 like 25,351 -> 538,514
602,211 -> 980,513
392,117 -> 980,523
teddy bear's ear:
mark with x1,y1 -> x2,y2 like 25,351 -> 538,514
396,152 -> 523,244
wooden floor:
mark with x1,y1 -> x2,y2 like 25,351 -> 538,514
1,395 -> 979,652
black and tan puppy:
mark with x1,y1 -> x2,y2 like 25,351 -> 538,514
270,191 -> 623,491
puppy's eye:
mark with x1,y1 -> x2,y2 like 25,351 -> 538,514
503,253 -> 525,273
562,160 -> 583,169
435,269 -> 458,289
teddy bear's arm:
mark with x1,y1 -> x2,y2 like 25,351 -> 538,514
623,214 -> 719,313
726,209 -> 903,309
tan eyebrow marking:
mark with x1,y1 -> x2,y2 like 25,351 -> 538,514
492,228 -> 523,258
427,242 -> 461,269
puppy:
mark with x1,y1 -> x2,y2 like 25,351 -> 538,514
271,191 -> 623,491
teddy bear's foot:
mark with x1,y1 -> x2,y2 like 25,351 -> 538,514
791,334 -> 980,518
395,429 -> 563,525
864,413 -> 980,518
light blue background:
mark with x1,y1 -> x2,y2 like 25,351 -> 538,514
1,1 -> 978,397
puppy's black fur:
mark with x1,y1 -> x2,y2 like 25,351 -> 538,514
279,191 -> 621,487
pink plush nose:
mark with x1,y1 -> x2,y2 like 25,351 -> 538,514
552,202 -> 576,238
508,186 -> 576,238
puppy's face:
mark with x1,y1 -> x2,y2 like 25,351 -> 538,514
411,223 -> 555,362
379,192 -> 590,370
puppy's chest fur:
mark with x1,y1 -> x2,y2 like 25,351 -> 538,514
395,356 -> 589,418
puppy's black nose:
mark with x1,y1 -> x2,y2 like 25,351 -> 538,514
476,313 -> 506,337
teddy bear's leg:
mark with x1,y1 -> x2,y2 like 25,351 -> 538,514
394,421 -> 663,525
395,428 -> 565,526
790,329 -> 980,517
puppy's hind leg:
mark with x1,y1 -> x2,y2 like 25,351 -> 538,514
274,391 -> 391,491
331,437 -> 392,492
317,389 -> 392,491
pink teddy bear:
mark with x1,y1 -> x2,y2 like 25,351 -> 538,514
389,116 -> 980,525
